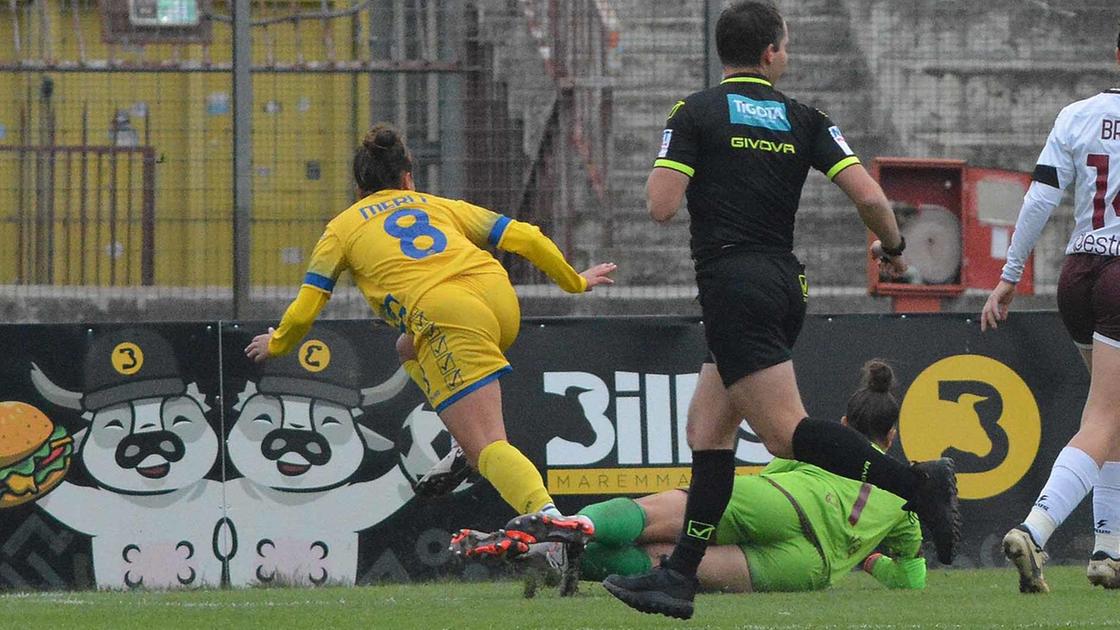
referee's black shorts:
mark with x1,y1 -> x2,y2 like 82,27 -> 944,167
696,250 -> 807,387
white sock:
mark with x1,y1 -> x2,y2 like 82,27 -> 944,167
1023,447 -> 1099,548
1093,462 -> 1120,559
541,503 -> 562,518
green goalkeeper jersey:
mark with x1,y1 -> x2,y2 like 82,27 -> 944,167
759,453 -> 923,586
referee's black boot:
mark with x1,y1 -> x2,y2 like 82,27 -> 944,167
602,558 -> 698,620
904,457 -> 961,565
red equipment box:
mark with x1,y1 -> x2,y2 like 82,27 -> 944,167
868,157 -> 1035,312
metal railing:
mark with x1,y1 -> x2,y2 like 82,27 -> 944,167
2,143 -> 156,286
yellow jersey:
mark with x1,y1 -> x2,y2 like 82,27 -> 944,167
269,189 -> 587,355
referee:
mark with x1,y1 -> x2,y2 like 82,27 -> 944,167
602,2 -> 959,619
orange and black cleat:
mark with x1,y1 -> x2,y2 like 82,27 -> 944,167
449,529 -> 533,563
504,513 -> 595,546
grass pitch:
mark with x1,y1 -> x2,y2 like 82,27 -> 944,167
2,566 -> 1117,629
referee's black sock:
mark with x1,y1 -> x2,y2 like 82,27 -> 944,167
665,449 -> 735,577
791,417 -> 918,501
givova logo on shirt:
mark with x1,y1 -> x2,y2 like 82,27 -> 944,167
898,355 -> 1041,500
727,94 -> 790,131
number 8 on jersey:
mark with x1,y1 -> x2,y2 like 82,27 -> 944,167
384,208 -> 448,259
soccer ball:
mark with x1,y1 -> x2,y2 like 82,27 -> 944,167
397,404 -> 474,494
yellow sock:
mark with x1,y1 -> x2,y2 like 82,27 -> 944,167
478,440 -> 554,514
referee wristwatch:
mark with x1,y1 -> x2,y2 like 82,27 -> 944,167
879,237 -> 906,258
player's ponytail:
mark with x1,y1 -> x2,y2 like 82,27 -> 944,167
353,123 -> 413,196
845,359 -> 899,444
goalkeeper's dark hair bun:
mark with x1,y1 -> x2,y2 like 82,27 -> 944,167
354,122 -> 412,195
846,359 -> 899,443
863,359 -> 894,393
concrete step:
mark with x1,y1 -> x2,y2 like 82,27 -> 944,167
775,0 -> 849,18
610,134 -> 658,167
612,148 -> 664,172
597,245 -> 696,285
616,54 -> 704,83
613,91 -> 693,116
616,14 -> 704,27
611,1 -> 704,22
785,15 -> 854,48
781,54 -> 867,91
610,218 -> 691,248
606,179 -> 648,209
617,27 -> 704,48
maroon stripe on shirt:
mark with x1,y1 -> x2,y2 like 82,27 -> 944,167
849,483 -> 873,526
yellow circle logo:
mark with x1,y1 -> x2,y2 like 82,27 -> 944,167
298,340 -> 331,373
111,342 -> 144,376
899,354 -> 1040,500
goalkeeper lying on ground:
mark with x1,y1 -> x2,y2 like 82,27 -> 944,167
452,359 -> 925,593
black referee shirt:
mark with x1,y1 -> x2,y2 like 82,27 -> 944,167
655,72 -> 861,263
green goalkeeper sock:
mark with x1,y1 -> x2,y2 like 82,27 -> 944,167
580,542 -> 653,581
578,497 -> 646,545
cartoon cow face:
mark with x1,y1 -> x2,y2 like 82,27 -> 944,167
228,384 -> 368,491
81,392 -> 218,493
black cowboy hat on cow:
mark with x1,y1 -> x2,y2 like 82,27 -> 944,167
81,328 -> 187,411
256,327 -> 362,407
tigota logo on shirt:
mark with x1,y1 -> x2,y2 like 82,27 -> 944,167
727,94 -> 790,131
898,354 -> 1041,500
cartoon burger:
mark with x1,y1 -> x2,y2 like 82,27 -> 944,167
0,402 -> 72,507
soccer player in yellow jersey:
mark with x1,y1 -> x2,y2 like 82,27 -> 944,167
245,123 -> 616,543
